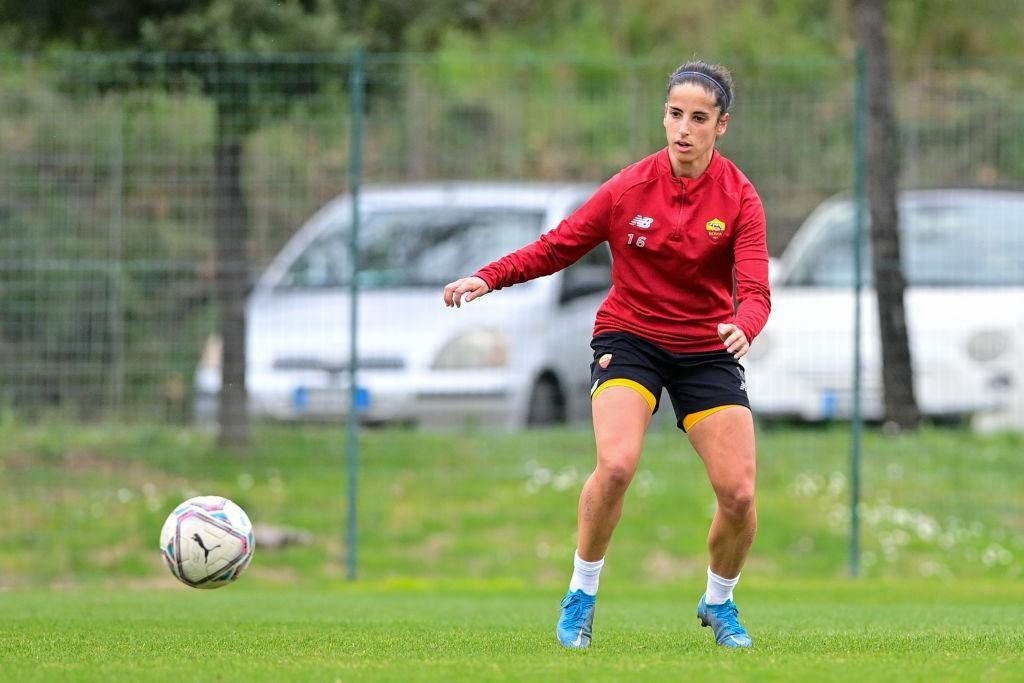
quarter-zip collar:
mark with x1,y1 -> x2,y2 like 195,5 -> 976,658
658,146 -> 723,189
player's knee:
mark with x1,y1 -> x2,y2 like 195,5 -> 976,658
596,457 -> 637,491
717,485 -> 755,519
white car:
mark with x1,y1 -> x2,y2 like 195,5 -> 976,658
195,182 -> 611,429
746,189 -> 1023,424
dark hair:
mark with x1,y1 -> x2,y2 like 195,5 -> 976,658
666,60 -> 734,115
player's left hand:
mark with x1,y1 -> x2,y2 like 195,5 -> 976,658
717,323 -> 749,359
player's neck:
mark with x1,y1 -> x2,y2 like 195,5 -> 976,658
673,148 -> 715,179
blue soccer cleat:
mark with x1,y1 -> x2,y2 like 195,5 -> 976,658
697,594 -> 753,648
557,589 -> 596,649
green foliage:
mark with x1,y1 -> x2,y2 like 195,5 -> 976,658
0,0 -> 193,49
138,0 -> 345,54
7,0 -> 1024,63
889,0 -> 1024,63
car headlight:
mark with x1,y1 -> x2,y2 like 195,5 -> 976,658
432,329 -> 509,369
966,330 -> 1010,363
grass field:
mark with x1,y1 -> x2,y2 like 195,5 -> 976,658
1,421 -> 1020,585
1,421 -> 1022,680
2,580 -> 1023,682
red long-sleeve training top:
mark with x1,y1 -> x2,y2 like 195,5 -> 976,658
475,148 -> 771,354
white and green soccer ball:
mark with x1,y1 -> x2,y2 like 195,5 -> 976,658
160,496 -> 254,589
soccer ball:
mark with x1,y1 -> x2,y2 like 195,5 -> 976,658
159,496 -> 254,589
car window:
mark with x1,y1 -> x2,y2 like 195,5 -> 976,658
784,204 -> 860,287
904,203 -> 1024,285
560,245 -> 611,303
783,196 -> 1024,287
276,208 -> 545,289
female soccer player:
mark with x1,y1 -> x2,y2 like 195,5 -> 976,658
443,60 -> 769,649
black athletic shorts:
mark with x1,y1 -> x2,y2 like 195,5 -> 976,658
589,331 -> 749,432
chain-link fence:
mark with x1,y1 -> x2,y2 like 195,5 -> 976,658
0,53 -> 1021,585
2,54 -> 1022,421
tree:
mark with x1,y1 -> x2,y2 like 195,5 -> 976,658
853,0 -> 920,430
3,0 -> 352,445
138,0 -> 349,446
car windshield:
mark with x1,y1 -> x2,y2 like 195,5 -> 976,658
276,207 -> 545,289
783,195 -> 1024,287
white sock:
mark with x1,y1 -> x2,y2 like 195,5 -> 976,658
705,566 -> 740,605
568,551 -> 605,596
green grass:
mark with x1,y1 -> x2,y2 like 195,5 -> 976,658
2,580 -> 1022,682
0,422 -> 1022,680
0,421 -> 1021,586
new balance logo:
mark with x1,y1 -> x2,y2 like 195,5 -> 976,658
628,215 -> 654,229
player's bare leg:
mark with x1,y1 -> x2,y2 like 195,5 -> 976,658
688,405 -> 757,647
557,385 -> 651,648
689,406 -> 757,575
577,386 -> 652,560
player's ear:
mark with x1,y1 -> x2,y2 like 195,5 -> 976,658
716,111 -> 730,137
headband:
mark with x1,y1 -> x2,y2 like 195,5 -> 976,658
675,71 -> 730,112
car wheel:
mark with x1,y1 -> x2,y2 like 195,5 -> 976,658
526,375 -> 566,427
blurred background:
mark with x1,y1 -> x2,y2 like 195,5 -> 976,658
0,1 -> 1021,590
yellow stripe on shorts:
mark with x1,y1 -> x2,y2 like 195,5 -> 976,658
682,404 -> 743,432
591,378 -> 657,413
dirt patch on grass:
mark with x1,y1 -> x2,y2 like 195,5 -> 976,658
248,564 -> 301,584
412,532 -> 456,565
104,576 -> 183,591
89,540 -> 142,568
63,449 -> 152,477
642,550 -> 703,581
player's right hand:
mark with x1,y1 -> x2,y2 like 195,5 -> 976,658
443,276 -> 490,308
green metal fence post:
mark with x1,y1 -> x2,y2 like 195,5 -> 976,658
108,104 -> 126,415
851,47 -> 867,578
346,48 -> 366,582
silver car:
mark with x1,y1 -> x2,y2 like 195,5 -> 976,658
195,182 -> 611,429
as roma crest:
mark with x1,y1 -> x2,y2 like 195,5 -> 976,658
705,218 -> 726,241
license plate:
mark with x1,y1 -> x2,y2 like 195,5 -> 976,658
292,386 -> 370,412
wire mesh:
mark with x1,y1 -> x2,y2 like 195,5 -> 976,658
0,53 -> 1020,586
